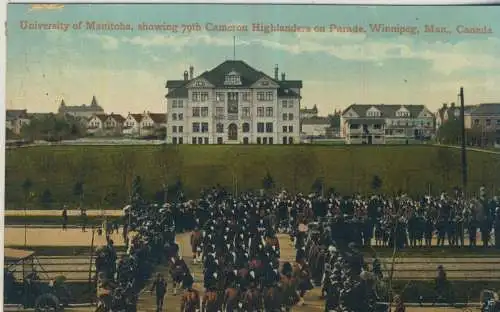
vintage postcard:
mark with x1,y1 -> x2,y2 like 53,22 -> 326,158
4,3 -> 500,312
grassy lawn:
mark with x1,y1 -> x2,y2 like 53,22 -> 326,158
5,145 -> 500,208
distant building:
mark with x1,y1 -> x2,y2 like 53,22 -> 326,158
300,105 -> 318,119
436,102 -> 475,129
87,113 -> 125,136
341,104 -> 435,144
139,112 -> 167,137
165,61 -> 302,145
6,109 -> 30,135
301,116 -> 331,138
58,96 -> 105,118
123,113 -> 143,136
464,103 -> 500,146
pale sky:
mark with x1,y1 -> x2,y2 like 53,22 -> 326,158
6,4 -> 500,116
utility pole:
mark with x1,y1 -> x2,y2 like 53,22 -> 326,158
459,87 -> 468,194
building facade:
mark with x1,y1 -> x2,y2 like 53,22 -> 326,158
341,104 -> 435,144
165,61 -> 302,144
58,96 -> 105,118
464,103 -> 500,146
6,109 -> 31,135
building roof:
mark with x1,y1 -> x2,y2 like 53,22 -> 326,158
59,96 -> 104,112
148,113 -> 167,124
301,116 -> 330,125
91,114 -> 108,122
343,104 -> 428,118
128,113 -> 143,122
468,103 -> 500,116
300,105 -> 318,114
166,60 -> 302,99
109,113 -> 125,123
4,248 -> 35,262
6,109 -> 29,120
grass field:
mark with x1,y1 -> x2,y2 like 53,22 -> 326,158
5,145 -> 500,209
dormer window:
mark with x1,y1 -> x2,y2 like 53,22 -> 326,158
195,80 -> 204,87
224,70 -> 242,86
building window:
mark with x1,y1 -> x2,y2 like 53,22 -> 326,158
172,100 -> 177,108
192,107 -> 200,117
216,123 -> 224,133
486,119 -> 491,126
201,107 -> 209,117
496,119 -> 500,126
242,107 -> 250,117
216,107 -> 224,116
201,92 -> 209,101
201,122 -> 209,133
227,92 -> 239,114
179,126 -> 183,133
283,126 -> 287,133
224,74 -> 242,85
282,100 -> 288,108
266,122 -> 273,133
192,137 -> 197,144
177,100 -> 183,108
474,119 -> 479,125
257,137 -> 262,144
192,92 -> 200,102
204,137 -> 209,144
242,123 -> 250,133
198,137 -> 203,144
243,137 -> 249,144
257,92 -> 265,101
242,92 -> 251,101
288,113 -> 294,120
178,113 -> 183,120
257,107 -> 264,117
179,137 -> 183,144
269,137 -> 274,144
265,91 -> 273,101
263,137 -> 268,144
173,137 -> 178,144
288,125 -> 293,132
172,113 -> 177,120
217,137 -> 223,144
282,113 -> 287,121
192,123 -> 200,132
283,137 -> 287,144
172,126 -> 177,133
228,123 -> 238,140
265,107 -> 273,117
216,92 -> 225,102
257,122 -> 265,133
288,137 -> 293,145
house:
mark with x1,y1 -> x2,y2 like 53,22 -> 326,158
123,113 -> 143,136
57,96 -> 105,118
139,112 -> 167,137
165,61 -> 302,145
436,102 -> 476,130
301,116 -> 331,138
341,104 -> 435,144
6,109 -> 30,135
464,103 -> 500,146
300,105 -> 318,119
86,114 -> 107,135
103,113 -> 126,136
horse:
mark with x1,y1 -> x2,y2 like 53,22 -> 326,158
241,286 -> 262,312
181,288 -> 201,312
202,289 -> 223,312
223,286 -> 240,312
190,230 -> 203,264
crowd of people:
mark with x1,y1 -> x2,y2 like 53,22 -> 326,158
87,185 -> 500,311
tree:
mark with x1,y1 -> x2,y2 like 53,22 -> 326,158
437,118 -> 462,145
371,175 -> 383,192
311,177 -> 324,194
262,171 -> 275,191
21,113 -> 85,142
73,180 -> 84,208
40,189 -> 53,208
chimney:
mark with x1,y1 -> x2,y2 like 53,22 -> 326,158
274,64 -> 279,80
281,72 -> 286,81
183,70 -> 189,81
189,66 -> 194,79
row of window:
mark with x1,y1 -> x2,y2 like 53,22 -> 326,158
172,100 -> 184,108
172,113 -> 184,120
172,137 -> 184,144
172,126 -> 184,133
256,92 -> 274,101
192,122 -> 209,133
189,107 -> 295,120
192,92 -> 210,102
215,92 -> 252,102
171,136 -> 295,144
192,107 -> 209,117
474,119 -> 500,126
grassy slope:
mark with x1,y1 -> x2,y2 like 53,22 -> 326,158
5,145 -> 500,208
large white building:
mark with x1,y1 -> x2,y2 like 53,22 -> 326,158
341,104 -> 435,144
165,60 -> 302,144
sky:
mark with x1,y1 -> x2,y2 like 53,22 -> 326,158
5,4 -> 500,116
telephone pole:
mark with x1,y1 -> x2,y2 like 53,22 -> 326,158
458,87 -> 468,194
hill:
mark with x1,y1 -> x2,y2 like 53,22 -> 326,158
5,145 -> 500,209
